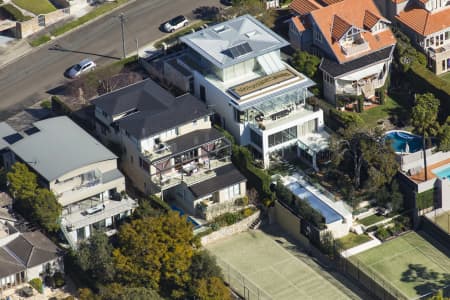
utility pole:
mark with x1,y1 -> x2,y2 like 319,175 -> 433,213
118,13 -> 126,58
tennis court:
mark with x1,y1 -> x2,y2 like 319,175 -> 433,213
351,231 -> 450,299
206,230 -> 351,300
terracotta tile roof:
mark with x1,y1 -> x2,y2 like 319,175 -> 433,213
396,7 -> 450,36
291,16 -> 306,31
363,10 -> 381,29
391,0 -> 407,3
310,0 -> 396,63
290,0 -> 322,15
417,0 -> 429,4
331,15 -> 352,41
319,0 -> 344,5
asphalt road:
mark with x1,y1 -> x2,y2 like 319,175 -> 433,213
0,0 -> 223,120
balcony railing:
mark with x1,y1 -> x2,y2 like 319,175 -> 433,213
341,41 -> 370,56
249,104 -> 318,131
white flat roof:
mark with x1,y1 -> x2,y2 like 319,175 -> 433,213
180,15 -> 289,68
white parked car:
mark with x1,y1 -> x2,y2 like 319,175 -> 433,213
67,59 -> 96,78
163,15 -> 188,32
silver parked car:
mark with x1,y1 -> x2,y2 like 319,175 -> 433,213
67,58 -> 96,78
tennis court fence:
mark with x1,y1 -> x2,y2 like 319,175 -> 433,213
215,257 -> 272,300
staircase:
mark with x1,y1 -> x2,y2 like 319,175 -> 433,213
249,216 -> 262,230
59,218 -> 77,249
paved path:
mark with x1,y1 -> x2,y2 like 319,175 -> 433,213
0,0 -> 223,120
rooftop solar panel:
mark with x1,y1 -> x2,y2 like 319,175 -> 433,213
228,42 -> 253,58
3,133 -> 23,145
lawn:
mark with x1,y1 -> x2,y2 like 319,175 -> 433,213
433,211 -> 450,234
359,96 -> 400,127
351,231 -> 450,299
440,72 -> 450,84
336,232 -> 372,250
207,231 -> 353,300
12,0 -> 56,15
358,214 -> 387,227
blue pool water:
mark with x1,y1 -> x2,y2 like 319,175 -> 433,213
433,165 -> 450,180
171,205 -> 201,228
287,182 -> 342,224
384,131 -> 423,153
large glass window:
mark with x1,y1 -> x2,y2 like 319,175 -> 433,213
250,129 -> 262,148
268,126 -> 297,147
224,183 -> 241,201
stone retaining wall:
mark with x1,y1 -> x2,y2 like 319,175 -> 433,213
200,211 -> 260,246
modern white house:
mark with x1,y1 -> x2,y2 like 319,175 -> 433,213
0,223 -> 63,297
288,0 -> 397,105
155,15 -> 328,169
0,117 -> 137,248
92,79 -> 247,220
373,0 -> 450,74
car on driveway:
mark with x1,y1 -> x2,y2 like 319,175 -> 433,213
163,15 -> 188,32
67,59 -> 96,78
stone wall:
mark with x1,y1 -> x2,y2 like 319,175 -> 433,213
16,8 -> 70,38
200,210 -> 260,246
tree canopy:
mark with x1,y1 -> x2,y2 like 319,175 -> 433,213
32,188 -> 62,232
7,162 -> 37,202
411,93 -> 440,138
113,212 -> 196,298
291,51 -> 321,79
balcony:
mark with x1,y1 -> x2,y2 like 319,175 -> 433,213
341,40 -> 370,56
61,196 -> 137,230
153,159 -> 231,190
250,104 -> 319,131
56,169 -> 125,207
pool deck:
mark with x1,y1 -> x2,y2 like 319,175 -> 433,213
409,158 -> 450,183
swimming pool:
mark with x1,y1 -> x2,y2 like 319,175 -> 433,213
287,182 -> 342,224
384,130 -> 423,153
171,205 -> 201,228
432,165 -> 450,180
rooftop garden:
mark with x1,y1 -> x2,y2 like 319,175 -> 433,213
335,232 -> 372,250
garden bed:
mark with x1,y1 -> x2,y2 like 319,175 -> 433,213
336,232 -> 372,250
358,214 -> 387,227
12,0 -> 56,15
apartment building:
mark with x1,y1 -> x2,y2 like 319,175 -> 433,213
0,117 -> 136,248
289,0 -> 396,104
92,79 -> 247,220
154,15 -> 327,169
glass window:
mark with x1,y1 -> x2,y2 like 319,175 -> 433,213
250,129 -> 262,148
268,126 -> 297,147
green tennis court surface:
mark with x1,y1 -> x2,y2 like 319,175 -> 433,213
351,231 -> 450,299
206,231 -> 351,300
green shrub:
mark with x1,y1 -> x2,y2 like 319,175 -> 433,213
29,278 -> 43,293
235,196 -> 249,206
53,271 -> 65,288
40,100 -> 51,109
210,223 -> 219,231
416,189 -> 435,210
148,195 -> 170,211
242,208 -> 254,218
223,212 -> 238,226
29,35 -> 51,47
0,4 -> 31,21
376,227 -> 391,240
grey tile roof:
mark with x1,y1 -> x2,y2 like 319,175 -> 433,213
92,79 -> 211,140
8,116 -> 117,182
0,122 -> 17,150
188,164 -> 246,198
5,231 -> 60,268
319,46 -> 394,77
180,15 -> 289,68
0,231 -> 61,278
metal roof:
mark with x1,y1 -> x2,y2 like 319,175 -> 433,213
180,15 -> 289,68
9,116 -> 117,182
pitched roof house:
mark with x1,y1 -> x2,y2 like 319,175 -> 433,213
289,0 -> 396,105
373,0 -> 450,74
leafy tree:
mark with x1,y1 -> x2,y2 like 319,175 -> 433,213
291,51 -> 321,79
438,117 -> 450,152
193,277 -> 231,300
77,232 -> 115,284
113,212 -> 196,298
32,188 -> 62,232
78,288 -> 99,300
189,250 -> 223,282
411,93 -> 440,139
411,93 -> 440,181
390,180 -> 404,212
330,126 -> 398,189
7,162 -> 37,202
99,283 -> 162,300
